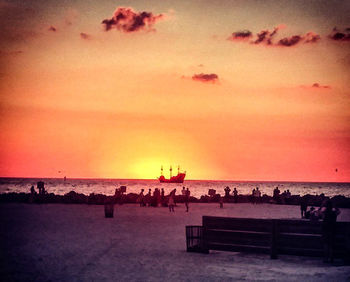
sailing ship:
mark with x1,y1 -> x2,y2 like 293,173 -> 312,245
158,165 -> 186,183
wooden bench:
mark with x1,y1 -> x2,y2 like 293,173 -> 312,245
186,216 -> 350,262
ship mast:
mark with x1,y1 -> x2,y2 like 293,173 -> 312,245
161,165 -> 163,176
178,165 -> 180,174
170,165 -> 173,178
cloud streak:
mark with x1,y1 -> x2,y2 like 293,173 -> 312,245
228,30 -> 252,41
300,83 -> 331,89
192,73 -> 219,83
102,7 -> 163,33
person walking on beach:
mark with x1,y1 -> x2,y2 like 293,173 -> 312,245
168,189 -> 176,212
320,200 -> 340,263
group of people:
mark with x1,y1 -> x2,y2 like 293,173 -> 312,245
137,187 -> 191,212
223,186 -> 239,203
251,187 -> 261,204
137,188 -> 164,207
30,181 -> 46,196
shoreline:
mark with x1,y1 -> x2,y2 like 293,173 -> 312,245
1,190 -> 350,208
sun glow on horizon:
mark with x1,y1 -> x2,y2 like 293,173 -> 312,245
0,1 -> 349,181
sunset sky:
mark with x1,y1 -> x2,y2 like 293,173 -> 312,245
0,0 -> 349,181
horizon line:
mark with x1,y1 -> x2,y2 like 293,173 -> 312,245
0,176 -> 349,184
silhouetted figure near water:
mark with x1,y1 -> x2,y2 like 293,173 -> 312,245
161,188 -> 165,206
114,187 -> 124,204
138,189 -> 145,207
300,197 -> 308,218
233,188 -> 238,203
37,181 -> 45,195
146,189 -> 152,207
30,185 -> 36,195
224,186 -> 231,197
153,188 -> 161,207
251,188 -> 256,204
273,187 -> 280,203
29,185 -> 36,203
252,187 -> 260,204
320,200 -> 340,263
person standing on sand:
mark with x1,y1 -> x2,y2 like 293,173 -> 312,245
219,194 -> 224,208
146,189 -> 152,207
138,189 -> 145,207
256,187 -> 261,204
168,189 -> 176,212
320,200 -> 340,263
161,188 -> 165,206
233,188 -> 238,203
300,196 -> 308,218
224,186 -> 231,198
251,188 -> 256,204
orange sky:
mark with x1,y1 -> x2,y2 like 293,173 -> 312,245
0,0 -> 349,181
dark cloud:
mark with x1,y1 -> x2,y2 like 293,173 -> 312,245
254,30 -> 269,44
228,25 -> 321,47
102,7 -> 163,33
228,30 -> 252,41
48,26 -> 57,32
80,32 -> 91,40
277,35 -> 303,47
328,27 -> 350,41
192,73 -> 219,83
253,26 -> 280,45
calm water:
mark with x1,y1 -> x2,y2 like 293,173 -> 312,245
0,178 -> 349,198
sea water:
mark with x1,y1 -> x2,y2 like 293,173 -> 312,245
0,178 -> 349,198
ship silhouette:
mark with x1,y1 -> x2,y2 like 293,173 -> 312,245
158,165 -> 186,183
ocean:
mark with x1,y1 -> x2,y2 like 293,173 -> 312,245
0,178 -> 349,198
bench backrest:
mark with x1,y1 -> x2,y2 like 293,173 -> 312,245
202,216 -> 350,258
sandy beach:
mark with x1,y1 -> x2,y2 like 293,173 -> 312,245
1,203 -> 350,281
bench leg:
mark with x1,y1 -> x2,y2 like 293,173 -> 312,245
270,220 -> 278,259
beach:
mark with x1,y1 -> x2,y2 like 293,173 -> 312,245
1,203 -> 350,281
